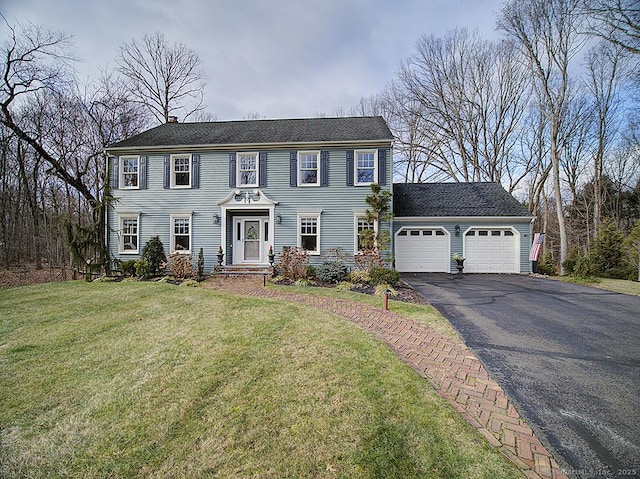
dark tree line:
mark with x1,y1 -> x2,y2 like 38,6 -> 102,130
0,18 -> 207,272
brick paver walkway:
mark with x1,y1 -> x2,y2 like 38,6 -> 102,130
203,277 -> 568,479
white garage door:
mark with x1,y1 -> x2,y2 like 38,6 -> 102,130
464,229 -> 518,273
395,228 -> 450,272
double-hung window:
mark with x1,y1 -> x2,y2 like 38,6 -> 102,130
119,215 -> 139,253
355,150 -> 377,185
171,214 -> 192,253
171,155 -> 191,188
120,156 -> 139,189
356,215 -> 374,252
238,153 -> 258,187
298,151 -> 319,186
298,214 -> 321,255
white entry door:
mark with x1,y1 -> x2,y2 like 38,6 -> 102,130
233,217 -> 268,264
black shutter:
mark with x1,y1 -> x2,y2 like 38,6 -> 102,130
259,152 -> 267,187
109,157 -> 119,189
378,149 -> 387,186
346,150 -> 354,186
163,155 -> 170,189
139,156 -> 148,189
229,153 -> 237,188
320,151 -> 329,187
192,154 -> 200,188
289,151 -> 297,187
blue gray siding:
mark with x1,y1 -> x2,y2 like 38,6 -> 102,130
108,146 -> 392,272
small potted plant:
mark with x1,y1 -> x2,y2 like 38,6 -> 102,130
217,246 -> 224,266
268,245 -> 275,266
452,253 -> 465,274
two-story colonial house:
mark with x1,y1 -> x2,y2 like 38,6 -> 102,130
105,116 -> 394,272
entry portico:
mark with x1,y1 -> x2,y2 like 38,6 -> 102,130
218,189 -> 278,266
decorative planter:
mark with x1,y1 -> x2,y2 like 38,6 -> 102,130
268,253 -> 275,266
217,253 -> 224,266
455,259 -> 465,274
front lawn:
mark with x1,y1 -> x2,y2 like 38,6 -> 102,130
0,282 -> 520,478
556,276 -> 640,296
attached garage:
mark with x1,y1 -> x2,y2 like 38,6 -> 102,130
395,227 -> 449,272
393,183 -> 535,274
464,228 -> 518,273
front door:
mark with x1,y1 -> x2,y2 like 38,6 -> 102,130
233,217 -> 268,264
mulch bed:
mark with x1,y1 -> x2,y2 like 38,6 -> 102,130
0,265 -> 70,289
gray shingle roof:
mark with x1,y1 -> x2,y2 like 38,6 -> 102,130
393,182 -> 532,217
107,116 -> 393,150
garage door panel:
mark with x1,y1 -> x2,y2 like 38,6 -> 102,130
465,229 -> 518,273
396,228 -> 449,273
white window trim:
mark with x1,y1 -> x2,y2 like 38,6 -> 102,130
120,155 -> 140,190
297,211 -> 322,255
354,149 -> 378,186
118,213 -> 140,254
170,213 -> 193,254
171,154 -> 192,189
237,152 -> 259,187
297,150 -> 320,187
353,212 -> 374,253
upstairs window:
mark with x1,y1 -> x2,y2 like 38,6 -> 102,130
298,151 -> 319,186
355,150 -> 377,185
172,155 -> 191,188
120,156 -> 139,189
238,153 -> 258,187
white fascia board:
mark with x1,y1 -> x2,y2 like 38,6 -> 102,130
105,139 -> 393,155
394,216 -> 535,223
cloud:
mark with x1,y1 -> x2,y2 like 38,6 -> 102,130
3,0 -> 506,120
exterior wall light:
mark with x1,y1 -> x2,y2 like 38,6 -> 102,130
213,213 -> 220,225
275,214 -> 282,225
455,224 -> 460,236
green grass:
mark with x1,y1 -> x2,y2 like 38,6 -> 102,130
0,282 -> 520,479
267,282 -> 460,339
555,276 -> 640,296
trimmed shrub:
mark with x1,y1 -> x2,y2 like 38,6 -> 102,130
348,270 -> 371,285
141,236 -> 167,276
120,260 -> 137,277
316,261 -> 349,284
197,248 -> 205,278
368,267 -> 400,287
135,258 -> 150,278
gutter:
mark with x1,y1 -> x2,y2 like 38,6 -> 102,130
105,139 -> 394,155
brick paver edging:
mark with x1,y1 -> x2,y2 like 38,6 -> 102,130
204,278 -> 568,479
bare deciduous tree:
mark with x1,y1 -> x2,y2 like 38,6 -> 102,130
393,29 -> 531,190
117,31 -> 206,124
584,0 -> 640,55
498,0 -> 586,274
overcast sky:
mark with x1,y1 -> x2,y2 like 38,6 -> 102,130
3,0 -> 506,121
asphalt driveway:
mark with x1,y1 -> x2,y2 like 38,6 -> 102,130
403,273 -> 640,479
